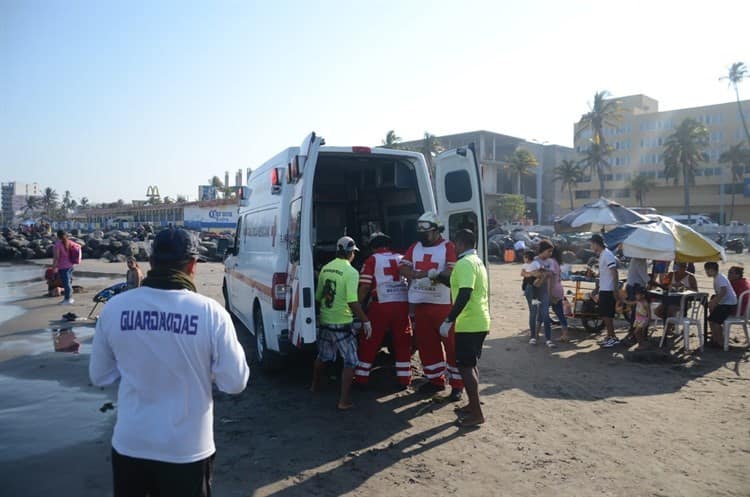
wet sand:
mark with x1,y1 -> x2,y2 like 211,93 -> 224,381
0,257 -> 748,497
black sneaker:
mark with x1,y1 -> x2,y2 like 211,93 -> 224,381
417,382 -> 446,395
448,388 -> 463,402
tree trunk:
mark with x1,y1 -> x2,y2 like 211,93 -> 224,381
736,86 -> 750,146
639,193 -> 644,207
683,164 -> 691,219
598,175 -> 605,198
516,174 -> 522,196
730,190 -> 737,223
569,187 -> 574,210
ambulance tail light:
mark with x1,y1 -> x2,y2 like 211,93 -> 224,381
352,146 -> 371,154
272,272 -> 288,310
271,168 -> 282,194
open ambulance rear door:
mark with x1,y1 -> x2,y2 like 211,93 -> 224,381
434,144 -> 487,265
286,133 -> 323,348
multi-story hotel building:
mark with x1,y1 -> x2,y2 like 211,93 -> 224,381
398,130 -> 576,224
572,95 -> 750,222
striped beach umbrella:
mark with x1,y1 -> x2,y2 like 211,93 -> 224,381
603,215 -> 725,263
554,197 -> 648,233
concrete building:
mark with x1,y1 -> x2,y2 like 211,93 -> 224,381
572,95 -> 750,222
1,181 -> 42,226
397,131 -> 575,224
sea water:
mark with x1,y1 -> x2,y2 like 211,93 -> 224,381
0,264 -> 43,326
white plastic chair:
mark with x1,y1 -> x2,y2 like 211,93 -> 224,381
722,289 -> 750,351
660,293 -> 707,352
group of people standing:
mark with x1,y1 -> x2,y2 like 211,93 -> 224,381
519,232 -> 750,351
311,212 -> 491,427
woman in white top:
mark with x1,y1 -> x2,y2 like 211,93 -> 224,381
704,261 -> 738,348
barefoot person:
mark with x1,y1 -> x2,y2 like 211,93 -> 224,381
89,227 -> 250,497
311,236 -> 372,410
434,229 -> 490,427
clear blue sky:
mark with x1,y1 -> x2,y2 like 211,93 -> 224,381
2,0 -> 749,203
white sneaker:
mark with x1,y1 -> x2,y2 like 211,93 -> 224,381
546,340 -> 556,348
602,337 -> 620,348
61,298 -> 75,305
529,338 -> 537,345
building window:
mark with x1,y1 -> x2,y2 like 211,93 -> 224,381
575,190 -> 592,199
705,168 -> 714,177
612,189 -> 630,198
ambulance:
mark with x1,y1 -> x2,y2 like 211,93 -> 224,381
223,132 -> 486,369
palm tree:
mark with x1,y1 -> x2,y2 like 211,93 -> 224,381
719,143 -> 750,222
209,176 -> 224,188
62,190 -> 72,209
662,118 -> 710,218
79,197 -> 89,208
578,141 -> 613,198
420,132 -> 443,178
23,196 -> 41,217
42,187 -> 59,218
720,62 -> 750,146
504,149 -> 538,195
575,90 -> 621,146
553,159 -> 583,210
382,130 -> 402,148
630,174 -> 655,207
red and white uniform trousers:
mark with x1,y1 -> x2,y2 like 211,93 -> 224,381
354,301 -> 412,386
413,303 -> 462,389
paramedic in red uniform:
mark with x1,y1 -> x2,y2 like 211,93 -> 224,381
399,212 -> 463,401
354,232 -> 412,388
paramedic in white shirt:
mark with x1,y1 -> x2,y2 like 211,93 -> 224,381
89,227 -> 249,497
590,234 -> 620,348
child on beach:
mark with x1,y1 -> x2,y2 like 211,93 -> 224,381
520,250 -> 540,337
632,287 -> 651,349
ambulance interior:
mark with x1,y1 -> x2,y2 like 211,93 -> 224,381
312,153 -> 426,270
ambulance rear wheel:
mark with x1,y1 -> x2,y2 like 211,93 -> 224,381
253,309 -> 282,372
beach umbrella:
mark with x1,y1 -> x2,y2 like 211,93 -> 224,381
554,197 -> 648,233
603,215 -> 725,263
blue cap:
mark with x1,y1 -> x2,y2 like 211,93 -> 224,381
151,228 -> 200,262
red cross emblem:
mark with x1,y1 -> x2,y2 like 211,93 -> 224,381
415,254 -> 439,272
383,259 -> 401,281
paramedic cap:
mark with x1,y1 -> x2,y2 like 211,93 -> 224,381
151,228 -> 200,262
337,236 -> 359,253
368,231 -> 391,244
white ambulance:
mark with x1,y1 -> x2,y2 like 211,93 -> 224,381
223,132 -> 486,369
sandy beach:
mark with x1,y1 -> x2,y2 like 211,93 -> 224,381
0,257 -> 748,497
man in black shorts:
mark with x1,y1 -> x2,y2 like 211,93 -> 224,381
590,234 -> 619,348
435,229 -> 490,427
